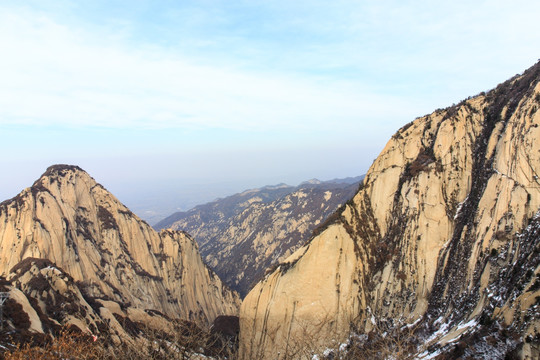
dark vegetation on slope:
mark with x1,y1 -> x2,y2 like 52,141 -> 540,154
428,60 -> 540,318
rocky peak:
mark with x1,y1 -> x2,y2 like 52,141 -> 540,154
239,61 -> 540,359
32,164 -> 92,192
0,165 -> 240,330
39,164 -> 86,178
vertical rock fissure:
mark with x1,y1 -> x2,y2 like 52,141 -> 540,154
284,300 -> 297,358
427,65 -> 540,319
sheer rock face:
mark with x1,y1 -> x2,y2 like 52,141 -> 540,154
157,181 -> 360,297
240,63 -> 540,359
0,165 -> 240,326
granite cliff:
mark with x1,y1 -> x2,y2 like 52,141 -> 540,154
240,63 -> 540,359
0,165 -> 240,338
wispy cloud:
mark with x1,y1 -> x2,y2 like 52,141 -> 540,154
0,6 -> 417,133
2,1 -> 539,135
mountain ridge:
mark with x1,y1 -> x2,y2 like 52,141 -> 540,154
155,177 -> 363,296
0,165 -> 240,333
239,61 -> 540,359
154,176 -> 363,230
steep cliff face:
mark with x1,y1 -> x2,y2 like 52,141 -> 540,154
0,165 -> 240,327
240,63 -> 540,359
157,180 -> 360,296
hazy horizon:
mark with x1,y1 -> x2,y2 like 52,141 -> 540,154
0,157 -> 365,225
1,1 -> 540,222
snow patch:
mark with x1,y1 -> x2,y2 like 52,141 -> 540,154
457,319 -> 477,331
43,265 -> 61,274
425,320 -> 450,343
454,196 -> 468,220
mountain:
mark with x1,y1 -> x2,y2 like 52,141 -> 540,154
156,178 -> 362,296
239,62 -> 540,359
154,183 -> 295,231
0,165 -> 240,338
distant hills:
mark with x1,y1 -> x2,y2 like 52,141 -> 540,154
155,176 -> 363,296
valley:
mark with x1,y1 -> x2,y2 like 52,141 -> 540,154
155,177 -> 363,296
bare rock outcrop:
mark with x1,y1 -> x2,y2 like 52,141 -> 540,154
0,165 -> 240,329
240,63 -> 540,359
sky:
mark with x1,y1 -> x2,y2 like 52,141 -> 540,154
1,0 -> 539,223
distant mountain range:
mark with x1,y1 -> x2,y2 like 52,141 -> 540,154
155,176 -> 363,296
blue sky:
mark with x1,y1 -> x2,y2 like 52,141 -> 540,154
1,0 -> 539,221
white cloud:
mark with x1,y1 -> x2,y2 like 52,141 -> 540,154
1,1 -> 539,150
0,7 -> 417,133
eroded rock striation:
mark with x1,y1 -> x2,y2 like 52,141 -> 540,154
0,165 -> 240,331
240,63 -> 540,359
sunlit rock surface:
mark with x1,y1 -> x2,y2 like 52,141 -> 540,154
240,62 -> 540,359
0,165 -> 240,332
